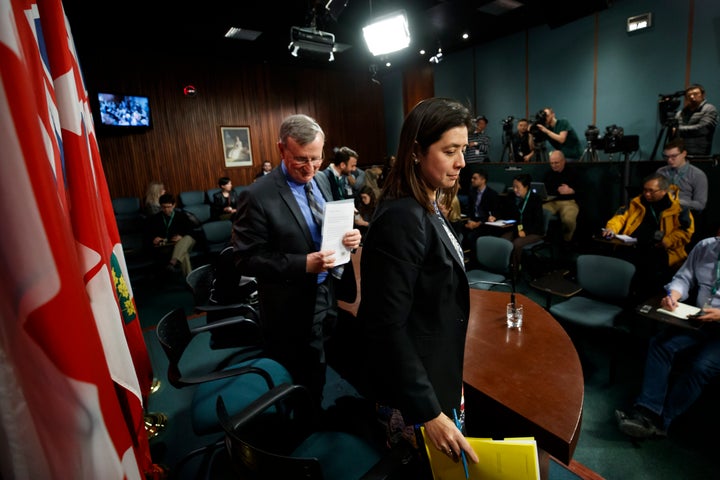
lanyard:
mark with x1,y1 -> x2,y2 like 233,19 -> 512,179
433,201 -> 464,267
671,165 -> 688,186
712,250 -> 720,295
648,204 -> 660,226
518,192 -> 530,224
163,211 -> 175,237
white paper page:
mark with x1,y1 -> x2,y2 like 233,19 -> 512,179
657,302 -> 701,319
615,234 -> 637,244
486,219 -> 515,227
321,199 -> 355,267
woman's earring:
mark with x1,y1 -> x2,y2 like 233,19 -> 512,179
412,153 -> 419,164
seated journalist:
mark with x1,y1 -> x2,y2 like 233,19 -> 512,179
602,173 -> 694,298
615,234 -> 720,439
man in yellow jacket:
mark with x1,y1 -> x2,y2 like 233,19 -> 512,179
603,173 -> 694,297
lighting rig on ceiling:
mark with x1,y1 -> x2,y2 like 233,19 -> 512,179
288,0 -> 350,62
429,44 -> 443,64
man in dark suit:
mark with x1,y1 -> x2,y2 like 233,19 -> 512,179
462,169 -> 500,258
318,146 -> 358,200
232,114 -> 361,407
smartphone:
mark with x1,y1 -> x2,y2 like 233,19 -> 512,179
687,311 -> 705,319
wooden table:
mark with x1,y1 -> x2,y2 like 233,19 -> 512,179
463,290 -> 584,472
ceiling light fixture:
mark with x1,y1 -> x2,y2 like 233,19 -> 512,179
627,13 -> 652,32
429,47 -> 443,64
363,10 -> 410,56
288,26 -> 336,61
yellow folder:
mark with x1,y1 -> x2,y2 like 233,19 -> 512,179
421,428 -> 540,480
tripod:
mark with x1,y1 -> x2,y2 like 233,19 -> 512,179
533,142 -> 549,163
579,140 -> 599,162
500,129 -> 516,162
650,120 -> 677,161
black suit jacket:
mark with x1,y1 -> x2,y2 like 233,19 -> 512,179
358,196 -> 469,424
466,186 -> 500,222
232,167 -> 356,347
322,168 -> 350,200
499,191 -> 545,235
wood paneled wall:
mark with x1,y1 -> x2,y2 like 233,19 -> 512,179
85,54 -> 387,201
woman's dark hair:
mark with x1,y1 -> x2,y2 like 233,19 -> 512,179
356,185 -> 377,220
514,173 -> 532,189
381,97 -> 473,213
218,176 -> 231,187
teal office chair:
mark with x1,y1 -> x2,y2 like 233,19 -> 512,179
201,220 -> 233,256
183,203 -> 212,225
467,236 -> 514,290
549,254 -> 636,382
214,386 -> 412,479
179,190 -> 207,207
522,207 -> 557,279
186,263 -> 261,350
155,308 -> 292,437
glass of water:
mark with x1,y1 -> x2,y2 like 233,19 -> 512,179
506,303 -> 523,329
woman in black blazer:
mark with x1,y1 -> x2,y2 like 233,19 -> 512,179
494,173 -> 544,273
358,98 -> 479,466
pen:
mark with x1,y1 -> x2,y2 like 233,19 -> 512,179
453,408 -> 469,479
666,289 -> 675,309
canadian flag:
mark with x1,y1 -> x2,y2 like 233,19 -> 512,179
0,0 -> 154,478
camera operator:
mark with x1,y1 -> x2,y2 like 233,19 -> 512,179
675,84 -> 718,157
466,115 -> 490,163
512,118 -> 535,162
602,173 -> 694,298
532,107 -> 583,161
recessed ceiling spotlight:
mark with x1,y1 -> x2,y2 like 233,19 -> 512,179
462,33 -> 469,40
419,49 -> 426,55
385,61 -> 392,67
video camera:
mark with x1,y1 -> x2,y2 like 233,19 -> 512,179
529,109 -> 548,142
585,125 -> 600,143
501,116 -> 514,131
658,90 -> 685,127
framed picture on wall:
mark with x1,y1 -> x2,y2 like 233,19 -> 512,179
221,126 -> 252,167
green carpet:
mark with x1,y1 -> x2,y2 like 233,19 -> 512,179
136,258 -> 719,479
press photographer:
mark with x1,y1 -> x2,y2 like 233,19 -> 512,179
512,118 -> 534,162
466,115 -> 490,163
530,107 -> 583,161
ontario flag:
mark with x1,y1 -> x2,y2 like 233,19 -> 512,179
0,0 -> 154,478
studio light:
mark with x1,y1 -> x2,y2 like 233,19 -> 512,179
363,10 -> 410,56
288,26 -> 336,61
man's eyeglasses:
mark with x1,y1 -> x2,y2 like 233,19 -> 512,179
662,152 -> 682,160
291,156 -> 323,166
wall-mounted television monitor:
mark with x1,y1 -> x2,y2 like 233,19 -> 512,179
95,92 -> 152,128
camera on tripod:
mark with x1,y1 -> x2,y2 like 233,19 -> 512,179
529,109 -> 548,142
501,115 -> 514,132
603,124 -> 625,152
658,90 -> 685,127
585,125 -> 600,143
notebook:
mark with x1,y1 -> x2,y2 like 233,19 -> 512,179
530,182 -> 555,201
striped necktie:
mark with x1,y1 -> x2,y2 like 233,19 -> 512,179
305,182 -> 344,279
305,182 -> 324,228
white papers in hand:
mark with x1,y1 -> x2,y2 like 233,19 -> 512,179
320,199 -> 355,267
